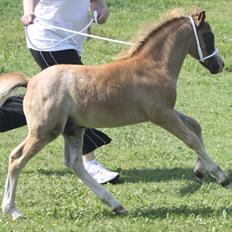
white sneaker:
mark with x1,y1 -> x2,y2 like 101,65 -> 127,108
84,160 -> 119,184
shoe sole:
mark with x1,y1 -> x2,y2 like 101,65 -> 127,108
101,174 -> 120,184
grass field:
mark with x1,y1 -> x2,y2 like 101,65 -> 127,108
0,0 -> 232,231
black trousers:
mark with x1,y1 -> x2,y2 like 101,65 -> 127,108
0,49 -> 111,154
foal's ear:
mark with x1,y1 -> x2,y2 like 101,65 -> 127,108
196,11 -> 206,27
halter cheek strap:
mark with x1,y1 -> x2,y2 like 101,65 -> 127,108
188,16 -> 219,62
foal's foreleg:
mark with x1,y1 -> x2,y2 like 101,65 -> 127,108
156,110 -> 231,188
177,112 -> 206,182
63,128 -> 127,214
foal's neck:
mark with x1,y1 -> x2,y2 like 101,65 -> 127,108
139,18 -> 192,79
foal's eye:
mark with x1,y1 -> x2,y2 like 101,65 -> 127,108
203,32 -> 215,50
203,32 -> 215,42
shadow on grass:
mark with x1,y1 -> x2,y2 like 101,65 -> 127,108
128,205 -> 232,219
23,167 -> 232,196
25,167 -> 195,182
120,167 -> 214,195
48,205 -> 232,221
23,168 -> 73,177
25,167 -> 232,183
121,167 -> 194,183
121,168 -> 232,195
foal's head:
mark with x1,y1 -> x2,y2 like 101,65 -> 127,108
188,11 -> 224,74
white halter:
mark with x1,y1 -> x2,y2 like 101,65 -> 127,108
26,13 -> 219,60
188,16 -> 219,62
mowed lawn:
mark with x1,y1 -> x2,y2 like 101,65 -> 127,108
0,0 -> 232,231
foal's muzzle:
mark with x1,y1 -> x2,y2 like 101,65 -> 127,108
201,54 -> 224,74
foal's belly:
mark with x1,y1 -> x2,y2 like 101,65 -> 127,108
73,105 -> 147,128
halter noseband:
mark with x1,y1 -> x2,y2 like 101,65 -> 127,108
188,16 -> 219,62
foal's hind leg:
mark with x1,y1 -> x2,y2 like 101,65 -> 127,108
177,112 -> 206,182
2,135 -> 48,220
155,110 -> 231,187
63,124 -> 127,214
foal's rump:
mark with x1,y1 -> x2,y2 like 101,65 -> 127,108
0,68 -> 70,139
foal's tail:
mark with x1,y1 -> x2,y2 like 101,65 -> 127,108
0,72 -> 29,107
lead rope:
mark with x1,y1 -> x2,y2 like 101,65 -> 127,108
25,11 -> 133,50
25,14 -> 218,60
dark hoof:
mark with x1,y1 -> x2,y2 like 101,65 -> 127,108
113,206 -> 128,215
193,171 -> 204,183
220,179 -> 232,189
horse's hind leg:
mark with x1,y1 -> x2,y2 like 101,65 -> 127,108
155,109 -> 231,188
177,111 -> 206,182
63,123 -> 127,214
2,134 -> 48,220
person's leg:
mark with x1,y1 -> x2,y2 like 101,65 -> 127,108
82,129 -> 119,184
29,49 -> 119,183
0,96 -> 26,132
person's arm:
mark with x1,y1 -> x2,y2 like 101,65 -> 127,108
89,0 -> 110,24
21,0 -> 40,25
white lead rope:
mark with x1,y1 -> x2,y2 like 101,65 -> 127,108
188,16 -> 219,62
36,22 -> 133,46
25,11 -> 133,50
25,14 -> 218,61
26,18 -> 96,50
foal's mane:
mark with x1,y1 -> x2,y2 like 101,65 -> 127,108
117,7 -> 200,59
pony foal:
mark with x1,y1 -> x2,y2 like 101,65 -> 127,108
0,10 -> 229,220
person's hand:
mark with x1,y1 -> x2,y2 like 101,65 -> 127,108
21,14 -> 35,26
90,0 -> 110,24
95,6 -> 109,24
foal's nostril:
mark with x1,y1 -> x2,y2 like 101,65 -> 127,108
219,61 -> 225,72
222,61 -> 225,68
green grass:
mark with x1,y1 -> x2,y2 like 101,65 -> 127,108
0,0 -> 232,231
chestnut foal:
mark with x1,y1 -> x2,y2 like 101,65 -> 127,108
0,10 -> 228,220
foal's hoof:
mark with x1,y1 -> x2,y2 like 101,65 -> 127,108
220,179 -> 232,189
193,171 -> 204,184
3,207 -> 26,221
113,205 -> 128,215
11,211 -> 26,221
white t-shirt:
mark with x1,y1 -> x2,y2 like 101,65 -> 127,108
26,0 -> 90,54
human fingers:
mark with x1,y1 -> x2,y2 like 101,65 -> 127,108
96,8 -> 109,24
21,14 -> 35,26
